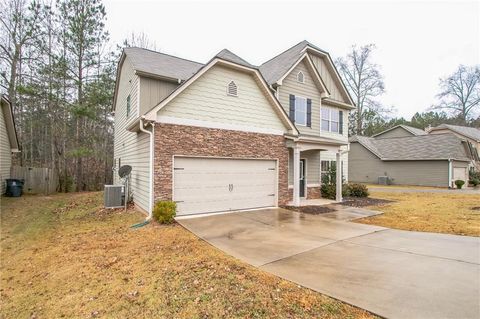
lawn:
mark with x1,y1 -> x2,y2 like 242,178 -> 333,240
356,191 -> 480,236
0,192 -> 374,319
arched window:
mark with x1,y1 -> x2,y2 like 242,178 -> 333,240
227,80 -> 238,96
297,71 -> 305,83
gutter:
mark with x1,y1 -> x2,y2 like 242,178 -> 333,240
139,117 -> 155,220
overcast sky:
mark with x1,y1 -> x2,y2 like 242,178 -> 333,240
103,0 -> 479,119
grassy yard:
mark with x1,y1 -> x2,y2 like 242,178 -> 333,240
0,192 -> 374,319
356,191 -> 480,236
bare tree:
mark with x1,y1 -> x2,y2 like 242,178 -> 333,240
432,65 -> 480,123
122,31 -> 157,50
336,44 -> 386,135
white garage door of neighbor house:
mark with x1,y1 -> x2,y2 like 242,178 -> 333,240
453,167 -> 467,182
173,157 -> 277,216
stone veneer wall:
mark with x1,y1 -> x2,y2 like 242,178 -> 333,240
153,123 -> 290,205
288,186 -> 322,201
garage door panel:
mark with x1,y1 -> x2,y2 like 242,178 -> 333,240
173,157 -> 277,216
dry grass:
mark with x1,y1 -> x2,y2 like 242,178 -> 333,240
356,191 -> 480,236
1,192 -> 374,319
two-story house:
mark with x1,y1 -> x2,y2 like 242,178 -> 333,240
113,41 -> 354,217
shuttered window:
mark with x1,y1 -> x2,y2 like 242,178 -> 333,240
227,81 -> 238,96
294,96 -> 307,126
321,107 -> 342,134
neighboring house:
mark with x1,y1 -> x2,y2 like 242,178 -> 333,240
428,124 -> 480,170
113,41 -> 354,216
349,132 -> 474,187
372,124 -> 427,139
0,95 -> 20,194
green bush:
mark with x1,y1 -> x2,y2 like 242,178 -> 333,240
153,201 -> 176,224
320,163 -> 348,200
454,180 -> 465,189
471,179 -> 479,187
346,183 -> 369,197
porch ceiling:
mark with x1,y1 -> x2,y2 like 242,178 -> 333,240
285,134 -> 348,152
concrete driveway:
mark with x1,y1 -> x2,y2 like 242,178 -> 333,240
178,207 -> 480,319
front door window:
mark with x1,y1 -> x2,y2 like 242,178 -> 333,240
300,159 -> 306,197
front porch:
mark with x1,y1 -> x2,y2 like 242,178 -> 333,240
286,134 -> 348,207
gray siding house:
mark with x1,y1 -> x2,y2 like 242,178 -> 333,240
349,126 -> 473,187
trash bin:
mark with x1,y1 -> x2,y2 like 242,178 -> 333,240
5,179 -> 24,197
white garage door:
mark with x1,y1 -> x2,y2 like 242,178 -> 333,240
173,157 -> 277,216
453,167 -> 467,183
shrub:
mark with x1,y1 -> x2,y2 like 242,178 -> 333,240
346,183 -> 369,197
320,163 -> 348,200
454,180 -> 465,189
153,201 -> 176,224
471,179 -> 479,187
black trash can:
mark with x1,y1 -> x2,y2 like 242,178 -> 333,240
5,179 -> 24,197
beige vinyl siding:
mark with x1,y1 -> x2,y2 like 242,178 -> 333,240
278,60 -> 348,141
0,107 -> 11,194
309,54 -> 349,103
158,65 -> 288,133
279,60 -> 321,136
139,77 -> 178,115
349,142 -> 449,187
375,127 -> 415,139
113,57 -> 151,212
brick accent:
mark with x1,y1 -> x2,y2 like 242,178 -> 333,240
307,186 -> 321,199
153,123 -> 289,205
288,186 -> 322,202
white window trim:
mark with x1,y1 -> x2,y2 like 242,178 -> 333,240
321,107 -> 340,133
227,80 -> 238,97
297,71 -> 305,83
295,96 -> 307,127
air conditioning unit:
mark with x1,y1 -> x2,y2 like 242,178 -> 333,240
378,176 -> 392,185
104,185 -> 125,208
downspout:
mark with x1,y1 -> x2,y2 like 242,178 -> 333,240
448,159 -> 452,188
139,117 -> 154,220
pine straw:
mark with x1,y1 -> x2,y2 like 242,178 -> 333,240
355,191 -> 480,236
1,192 -> 374,319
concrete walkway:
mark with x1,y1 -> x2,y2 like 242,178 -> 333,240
369,186 -> 480,194
178,207 -> 480,319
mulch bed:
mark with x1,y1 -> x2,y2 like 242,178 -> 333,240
281,205 -> 337,215
340,197 -> 394,207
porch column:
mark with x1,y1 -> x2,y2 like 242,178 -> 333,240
336,152 -> 342,202
293,146 -> 301,206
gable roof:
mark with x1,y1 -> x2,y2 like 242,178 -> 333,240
259,40 -> 354,105
1,95 -> 20,152
350,134 -> 472,162
124,47 -> 203,81
372,124 -> 428,138
142,53 -> 299,135
214,49 -> 255,68
429,124 -> 480,142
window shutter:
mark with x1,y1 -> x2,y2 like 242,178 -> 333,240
289,94 -> 295,123
306,99 -> 312,127
339,110 -> 343,134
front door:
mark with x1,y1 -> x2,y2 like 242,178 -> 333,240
300,159 -> 306,197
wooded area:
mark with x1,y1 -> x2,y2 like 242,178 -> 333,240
1,0 -> 478,192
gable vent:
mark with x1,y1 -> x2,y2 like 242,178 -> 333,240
227,80 -> 238,96
297,71 -> 305,83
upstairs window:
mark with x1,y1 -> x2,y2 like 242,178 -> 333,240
321,107 -> 342,133
227,80 -> 238,96
297,71 -> 305,83
126,95 -> 131,117
294,96 -> 307,126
